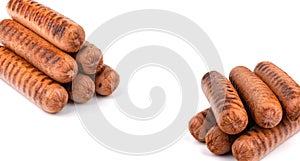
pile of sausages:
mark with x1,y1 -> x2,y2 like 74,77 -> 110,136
0,0 -> 120,113
189,62 -> 300,161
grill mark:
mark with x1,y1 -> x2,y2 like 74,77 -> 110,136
285,120 -> 293,135
59,26 -> 66,38
3,26 -> 15,38
25,39 -> 32,46
22,75 -> 32,94
7,61 -> 18,81
39,87 -> 49,105
20,35 -> 28,44
28,78 -> 38,98
15,32 -> 23,41
52,17 -> 63,36
35,76 -> 48,104
281,121 -> 289,136
28,42 -> 36,50
11,0 -> 17,11
3,61 -> 12,78
33,80 -> 43,101
8,28 -> 18,38
38,8 -> 49,26
0,21 -> 10,32
15,1 -> 24,13
50,57 -> 60,65
19,1 -> 28,15
261,130 -> 272,151
47,13 -> 57,31
24,5 -> 32,19
16,67 -> 26,88
0,57 -> 8,67
7,0 -> 14,9
33,46 -> 42,55
33,11 -> 40,22
39,49 -> 48,58
44,52 -> 55,63
272,129 -> 278,145
272,75 -> 281,83
252,139 -> 261,157
256,132 -> 267,154
12,68 -> 21,85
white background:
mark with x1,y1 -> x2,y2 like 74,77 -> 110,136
1,0 -> 300,161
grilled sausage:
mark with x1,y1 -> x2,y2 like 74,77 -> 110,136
189,108 -> 216,142
205,125 -> 237,155
64,74 -> 95,104
0,46 -> 68,113
230,66 -> 283,128
75,41 -> 103,75
201,71 -> 248,135
232,117 -> 300,161
95,65 -> 120,96
0,19 -> 78,83
7,0 -> 85,52
254,61 -> 300,120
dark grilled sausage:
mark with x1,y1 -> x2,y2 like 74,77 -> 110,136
0,46 -> 68,113
232,117 -> 300,161
201,71 -> 248,135
95,65 -> 120,96
7,0 -> 85,52
230,66 -> 283,128
0,19 -> 78,83
254,61 -> 300,120
189,108 -> 216,142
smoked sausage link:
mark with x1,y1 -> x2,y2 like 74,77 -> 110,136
0,46 -> 68,113
189,108 -> 216,142
205,125 -> 236,155
201,71 -> 248,135
254,61 -> 300,120
95,65 -> 120,96
7,0 -> 85,52
0,19 -> 78,83
230,66 -> 283,128
232,117 -> 300,161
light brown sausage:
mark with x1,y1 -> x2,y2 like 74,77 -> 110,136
232,117 -> 300,161
188,108 -> 216,142
0,19 -> 78,83
201,71 -> 248,135
7,0 -> 85,52
229,66 -> 283,128
75,41 -> 103,75
95,65 -> 120,96
254,61 -> 300,120
64,74 -> 95,104
0,46 -> 68,113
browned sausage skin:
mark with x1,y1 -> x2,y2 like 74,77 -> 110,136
0,46 -> 68,113
232,117 -> 300,161
7,0 -> 85,52
201,71 -> 248,135
254,61 -> 300,120
95,65 -> 120,96
205,125 -> 237,155
64,74 -> 95,104
230,66 -> 283,128
75,41 -> 103,75
0,19 -> 78,83
188,108 -> 216,142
